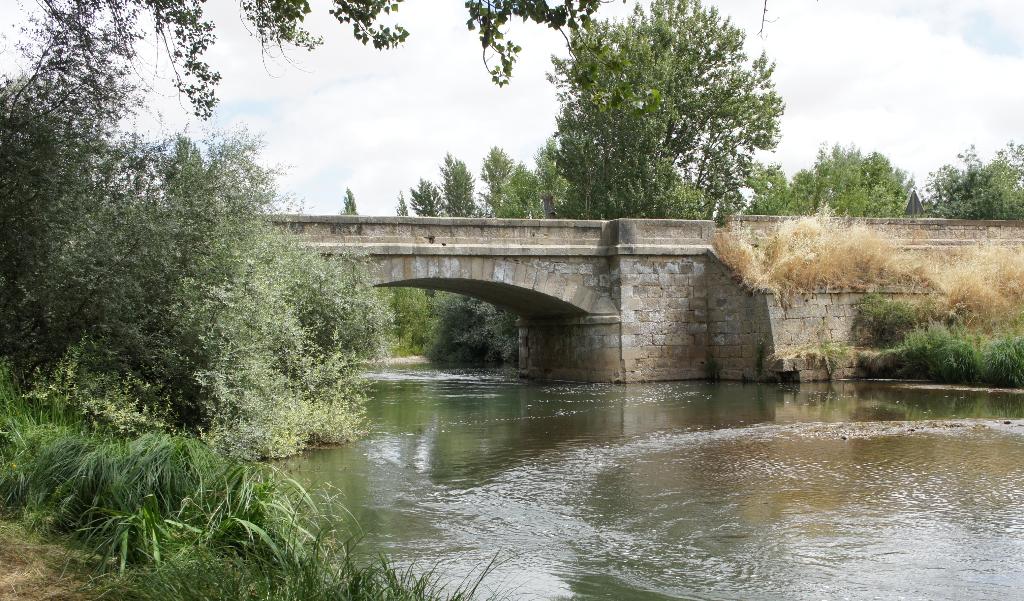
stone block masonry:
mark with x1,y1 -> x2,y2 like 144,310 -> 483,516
275,214 -> 1017,383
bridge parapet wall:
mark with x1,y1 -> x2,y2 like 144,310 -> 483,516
273,215 -> 714,256
728,215 -> 1024,248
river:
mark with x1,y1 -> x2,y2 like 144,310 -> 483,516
282,367 -> 1024,600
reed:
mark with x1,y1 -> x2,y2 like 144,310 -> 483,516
896,326 -> 983,384
980,336 -> 1024,388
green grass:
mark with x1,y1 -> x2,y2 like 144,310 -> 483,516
981,336 -> 1024,388
113,550 -> 494,601
897,326 -> 983,384
891,327 -> 1024,388
0,362 -> 495,600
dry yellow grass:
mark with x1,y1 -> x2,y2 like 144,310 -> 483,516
715,212 -> 1024,331
0,522 -> 90,601
714,211 -> 930,298
928,245 -> 1024,330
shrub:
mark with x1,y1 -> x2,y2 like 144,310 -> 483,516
856,348 -> 903,379
854,294 -> 930,347
771,341 -> 853,378
428,294 -> 518,365
980,336 -> 1024,388
897,326 -> 982,384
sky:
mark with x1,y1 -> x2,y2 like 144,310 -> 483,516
2,0 -> 1023,216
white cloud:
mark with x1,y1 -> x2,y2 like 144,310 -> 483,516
723,0 -> 1024,187
3,1 -> 1024,214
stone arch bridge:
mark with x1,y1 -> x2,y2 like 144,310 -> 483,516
276,215 -> 1024,383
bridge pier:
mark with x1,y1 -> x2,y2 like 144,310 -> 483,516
517,315 -> 623,382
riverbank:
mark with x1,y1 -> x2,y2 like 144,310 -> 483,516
0,366 -> 488,601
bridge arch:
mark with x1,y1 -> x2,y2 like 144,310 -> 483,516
373,256 -> 617,318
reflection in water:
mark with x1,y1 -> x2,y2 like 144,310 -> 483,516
282,367 -> 1024,600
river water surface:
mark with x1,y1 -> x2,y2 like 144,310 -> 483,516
283,367 -> 1024,600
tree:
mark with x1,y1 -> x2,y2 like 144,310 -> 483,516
927,143 -> 1024,220
479,147 -> 518,216
490,139 -> 570,218
440,154 -> 478,217
428,294 -> 518,365
553,0 -> 784,220
0,60 -> 390,457
788,145 -> 911,217
745,145 -> 913,217
534,138 -> 570,212
409,178 -> 442,217
744,163 -> 793,215
502,166 -> 542,218
22,0 -> 607,118
395,191 -> 409,216
342,187 -> 358,215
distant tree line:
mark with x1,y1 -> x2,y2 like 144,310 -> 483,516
384,0 -> 1023,223
382,0 -> 1023,366
396,141 -> 567,219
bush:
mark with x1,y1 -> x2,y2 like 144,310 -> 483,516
855,294 -> 930,347
897,326 -> 982,384
1,68 -> 390,458
981,336 -> 1024,388
428,294 -> 518,365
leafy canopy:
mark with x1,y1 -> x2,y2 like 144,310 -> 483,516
747,144 -> 913,217
23,0 -> 608,118
553,0 -> 784,220
440,153 -> 478,217
1,52 -> 389,459
342,187 -> 358,215
409,178 -> 443,217
395,191 -> 409,216
927,143 -> 1024,220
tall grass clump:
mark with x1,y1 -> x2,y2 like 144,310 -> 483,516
714,210 -> 930,299
896,326 -> 983,384
1,363 -> 313,572
1,375 -> 490,600
980,336 -> 1024,388
115,550 -> 494,601
1,425 -> 311,571
925,245 -> 1024,332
